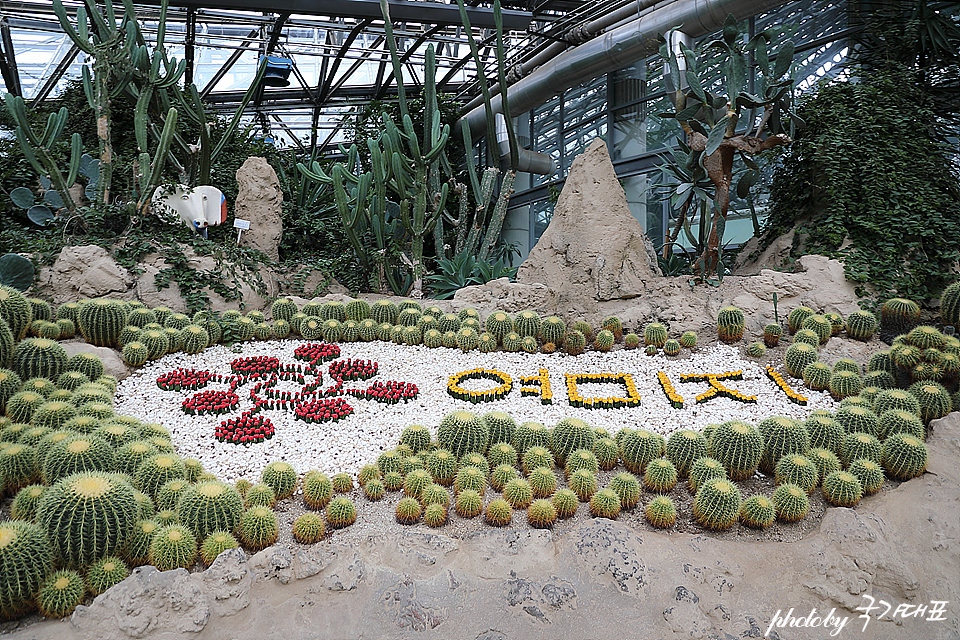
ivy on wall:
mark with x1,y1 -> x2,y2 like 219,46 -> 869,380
759,66 -> 960,308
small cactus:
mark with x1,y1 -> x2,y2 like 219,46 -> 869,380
609,472 -> 642,508
848,459 -> 884,495
643,322 -> 668,347
455,489 -> 483,518
643,459 -> 678,493
502,477 -> 533,509
772,483 -> 810,522
552,488 -> 579,519
881,433 -> 928,480
200,530 -> 240,565
763,323 -> 783,347
37,569 -> 85,618
692,478 -> 741,531
774,454 -> 818,494
740,495 -> 775,528
85,556 -> 129,596
589,488 -> 621,519
262,461 -> 297,499
396,497 -> 422,524
716,306 -> 745,343
645,495 -> 677,528
303,473 -> 333,510
149,524 -> 198,571
485,498 -> 513,526
822,471 -> 863,507
747,342 -> 766,358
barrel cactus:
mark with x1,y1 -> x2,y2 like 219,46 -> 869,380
42,434 -> 115,485
740,495 -> 775,528
774,454 -> 818,493
907,381 -> 952,423
848,459 -> 884,495
845,310 -> 878,341
438,410 -> 489,458
85,556 -> 129,596
177,481 -> 244,540
77,299 -> 128,348
784,343 -> 818,378
567,468 -> 597,502
564,329 -> 586,355
37,471 -> 136,568
589,488 -> 621,519
710,420 -> 763,480
303,473 -> 333,510
822,470 -> 863,507
238,506 -> 279,551
619,429 -> 663,474
609,472 -> 642,509
643,458 -> 678,493
688,456 -> 727,493
0,519 -> 53,620
12,339 -> 67,382
802,314 -> 832,345
149,523 -> 197,571
665,430 -> 708,477
512,422 -> 551,455
425,449 -> 457,486
881,433 -> 928,480
878,409 -> 924,442
758,416 -> 810,476
36,569 -> 85,619
594,329 -> 615,352
643,322 -> 668,347
772,483 -> 810,522
0,285 -> 33,341
262,461 -> 297,499
514,310 -> 541,338
455,489 -> 483,518
693,478 -> 741,530
880,297 -> 920,335
636,495 -> 675,530
502,477 -> 533,509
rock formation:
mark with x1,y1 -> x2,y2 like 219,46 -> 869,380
34,245 -> 135,303
234,157 -> 284,262
517,138 -> 661,301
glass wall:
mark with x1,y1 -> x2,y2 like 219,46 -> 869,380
504,0 -> 851,261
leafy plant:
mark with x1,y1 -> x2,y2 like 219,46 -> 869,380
0,254 -> 35,291
425,250 -> 517,299
656,15 -> 798,278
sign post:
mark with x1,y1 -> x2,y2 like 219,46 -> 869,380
234,218 -> 251,243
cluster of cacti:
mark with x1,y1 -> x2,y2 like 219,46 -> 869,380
774,455 -> 818,493
787,306 -> 815,334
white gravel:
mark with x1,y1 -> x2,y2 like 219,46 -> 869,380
113,339 -> 839,483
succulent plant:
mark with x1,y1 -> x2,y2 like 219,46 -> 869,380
487,442 -> 518,469
787,306 -> 815,334
404,469 -> 432,499
527,467 -> 557,498
423,448 -> 456,486
154,509 -> 178,527
382,471 -> 404,492
331,472 -> 353,494
784,343 -> 818,378
798,361 -> 830,392
841,431 -> 883,467
521,445 -> 554,474
200,530 -> 240,565
848,459 -> 884,495
65,353 -> 104,383
437,410 -> 489,458
154,478 -> 191,512
874,389 -> 921,418
149,523 -> 198,571
0,519 -> 53,619
42,434 -> 116,485
772,483 -> 810,522
395,496 -> 423,525
709,420 -> 763,480
589,488 -> 621,519
880,298 -> 920,335
134,453 -> 185,500
665,430 -> 708,477
121,519 -> 158,567
502,477 -> 533,509
907,381 -> 952,423
593,329 -> 615,352
398,424 -> 431,453
487,464 -> 517,493
774,454 -> 818,493
512,422 -> 551,455
825,312 -> 845,336
300,472 -> 332,510
568,468 -> 597,502
679,330 -> 698,349
238,506 -> 279,551
881,433 -> 928,480
619,428 -> 664,474
688,457 -> 727,493
844,310 -> 878,341
0,443 -> 38,493
757,416 -> 810,475
455,489 -> 483,518
77,299 -> 129,348
693,478 -> 742,531
176,481 -> 243,541
740,495 -> 775,528
85,555 -> 129,596
716,306 -> 745,343
643,322 -> 668,347
793,329 -> 821,348
822,471 -> 863,507
622,333 -> 641,350
828,370 -> 863,400
564,330 -> 586,355
878,409 -> 925,442
37,569 -> 85,619
802,314 -> 832,345
834,405 -> 880,438
10,484 -> 45,521
604,472 -> 639,510
482,498 -> 511,526
37,471 -> 136,568
261,461 -> 297,500
12,339 -> 68,384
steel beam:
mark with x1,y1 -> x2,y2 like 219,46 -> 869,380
200,27 -> 260,98
0,17 -> 22,97
31,43 -> 80,105
136,0 -> 533,30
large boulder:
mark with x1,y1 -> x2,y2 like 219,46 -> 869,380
235,157 -> 283,262
36,245 -> 135,304
517,138 -> 661,302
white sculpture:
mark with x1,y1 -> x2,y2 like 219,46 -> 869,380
150,185 -> 227,237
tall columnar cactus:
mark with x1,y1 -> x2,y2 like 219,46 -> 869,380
36,471 -> 136,568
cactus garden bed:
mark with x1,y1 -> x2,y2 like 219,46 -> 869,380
0,289 -> 951,623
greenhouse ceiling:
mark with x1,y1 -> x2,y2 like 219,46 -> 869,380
0,0 -> 696,146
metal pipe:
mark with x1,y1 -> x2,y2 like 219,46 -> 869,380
461,0 -> 793,142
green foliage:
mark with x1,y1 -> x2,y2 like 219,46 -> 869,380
760,67 -> 960,306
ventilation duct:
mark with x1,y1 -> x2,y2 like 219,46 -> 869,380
462,0 -> 794,174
